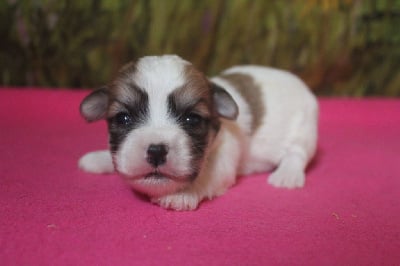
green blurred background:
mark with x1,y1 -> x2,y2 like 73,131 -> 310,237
1,0 -> 399,96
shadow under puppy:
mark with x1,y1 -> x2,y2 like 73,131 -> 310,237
79,55 -> 318,211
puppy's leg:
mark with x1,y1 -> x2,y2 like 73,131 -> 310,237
268,147 -> 307,188
78,150 -> 114,174
268,103 -> 318,189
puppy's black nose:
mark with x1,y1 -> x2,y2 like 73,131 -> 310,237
146,144 -> 168,167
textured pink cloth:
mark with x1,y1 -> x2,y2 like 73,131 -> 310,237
1,89 -> 399,265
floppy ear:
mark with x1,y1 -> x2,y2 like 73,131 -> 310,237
80,88 -> 109,122
211,82 -> 238,120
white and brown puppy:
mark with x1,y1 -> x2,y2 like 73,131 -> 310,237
79,55 -> 318,211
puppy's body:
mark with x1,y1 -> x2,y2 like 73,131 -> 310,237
79,55 -> 318,211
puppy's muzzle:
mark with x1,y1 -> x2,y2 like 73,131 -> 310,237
146,144 -> 168,167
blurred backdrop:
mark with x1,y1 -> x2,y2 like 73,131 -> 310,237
1,0 -> 399,96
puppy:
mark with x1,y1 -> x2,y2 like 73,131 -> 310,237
79,55 -> 318,211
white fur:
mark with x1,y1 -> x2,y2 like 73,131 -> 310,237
212,66 -> 318,184
112,56 -> 198,198
115,125 -> 193,197
79,55 -> 318,211
78,150 -> 114,174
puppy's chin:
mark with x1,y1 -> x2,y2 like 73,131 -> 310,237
122,172 -> 191,198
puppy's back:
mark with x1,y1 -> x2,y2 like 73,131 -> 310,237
211,65 -> 318,173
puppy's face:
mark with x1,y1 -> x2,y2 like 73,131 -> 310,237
80,56 -> 238,197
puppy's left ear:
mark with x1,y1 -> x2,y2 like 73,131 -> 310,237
80,87 -> 109,122
211,82 -> 238,120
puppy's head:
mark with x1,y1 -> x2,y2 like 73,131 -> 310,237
80,55 -> 238,197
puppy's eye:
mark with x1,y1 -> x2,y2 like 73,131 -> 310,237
183,113 -> 203,127
115,112 -> 132,126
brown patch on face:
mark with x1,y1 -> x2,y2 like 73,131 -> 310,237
171,65 -> 213,116
105,60 -> 150,120
220,73 -> 265,134
168,64 -> 221,131
167,65 -> 221,180
104,61 -> 150,153
107,61 -> 140,106
183,65 -> 221,130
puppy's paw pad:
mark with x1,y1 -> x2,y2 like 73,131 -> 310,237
268,170 -> 305,189
153,193 -> 200,211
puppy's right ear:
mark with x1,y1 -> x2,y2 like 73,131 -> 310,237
80,88 -> 109,122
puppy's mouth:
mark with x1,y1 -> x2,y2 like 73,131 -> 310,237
129,169 -> 187,183
144,170 -> 169,180
123,168 -> 191,198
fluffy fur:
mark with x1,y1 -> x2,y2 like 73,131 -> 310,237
79,55 -> 318,211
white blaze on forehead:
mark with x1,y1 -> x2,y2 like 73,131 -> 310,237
133,55 -> 190,126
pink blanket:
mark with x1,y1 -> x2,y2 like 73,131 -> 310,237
1,89 -> 399,265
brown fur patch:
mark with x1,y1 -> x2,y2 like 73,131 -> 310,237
105,61 -> 151,152
166,65 -> 220,179
220,73 -> 265,133
169,65 -> 214,117
105,60 -> 148,118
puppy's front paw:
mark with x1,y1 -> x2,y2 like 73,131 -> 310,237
78,150 -> 114,174
268,165 -> 305,189
152,192 -> 200,211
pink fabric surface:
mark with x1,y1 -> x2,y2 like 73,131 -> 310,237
0,89 -> 399,265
